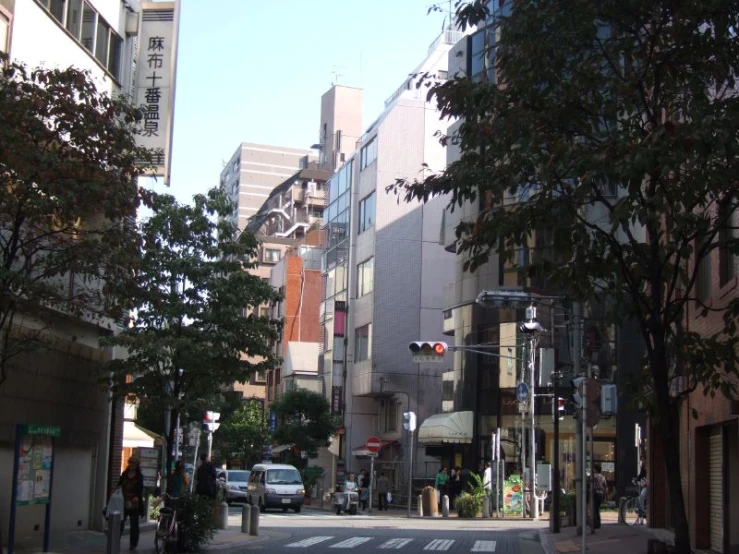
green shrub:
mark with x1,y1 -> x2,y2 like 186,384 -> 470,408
175,494 -> 217,552
455,492 -> 482,518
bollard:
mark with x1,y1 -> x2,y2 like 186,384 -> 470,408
241,504 -> 251,534
249,503 -> 260,536
618,497 -> 626,524
442,495 -> 449,518
216,501 -> 229,530
417,495 -> 424,517
105,511 -> 121,554
483,496 -> 491,518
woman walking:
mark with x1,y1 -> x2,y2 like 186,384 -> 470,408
118,456 -> 144,551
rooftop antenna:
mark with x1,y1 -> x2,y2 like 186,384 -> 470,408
331,65 -> 346,86
428,1 -> 454,31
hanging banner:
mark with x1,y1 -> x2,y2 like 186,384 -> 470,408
135,1 -> 181,184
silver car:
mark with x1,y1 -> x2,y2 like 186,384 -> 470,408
218,470 -> 251,505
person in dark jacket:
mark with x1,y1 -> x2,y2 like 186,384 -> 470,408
118,456 -> 144,551
195,453 -> 217,499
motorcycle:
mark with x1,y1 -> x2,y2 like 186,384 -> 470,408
333,487 -> 359,515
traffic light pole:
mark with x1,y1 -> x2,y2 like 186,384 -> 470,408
551,371 -> 561,533
407,429 -> 414,518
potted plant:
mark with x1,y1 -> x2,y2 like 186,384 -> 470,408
454,473 -> 487,518
300,467 -> 321,504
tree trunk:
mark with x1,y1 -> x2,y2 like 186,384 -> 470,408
653,356 -> 691,554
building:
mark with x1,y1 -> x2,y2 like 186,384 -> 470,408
220,142 -> 319,232
316,85 -> 364,174
435,1 -> 644,506
319,29 -> 460,493
0,0 -> 175,540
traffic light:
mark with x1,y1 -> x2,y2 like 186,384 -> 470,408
408,341 -> 447,363
570,377 -> 584,408
570,377 -> 601,426
403,411 -> 417,432
202,411 -> 221,433
553,397 -> 566,420
600,384 -> 617,416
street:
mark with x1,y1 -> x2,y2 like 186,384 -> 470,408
233,506 -> 548,554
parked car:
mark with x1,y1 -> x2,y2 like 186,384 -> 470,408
218,469 -> 251,504
247,463 -> 304,513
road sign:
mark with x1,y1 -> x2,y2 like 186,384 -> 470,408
366,436 -> 382,454
518,401 -> 528,413
516,382 -> 530,403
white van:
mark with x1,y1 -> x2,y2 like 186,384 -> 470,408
247,463 -> 305,513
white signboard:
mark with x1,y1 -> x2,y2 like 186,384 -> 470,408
135,2 -> 180,184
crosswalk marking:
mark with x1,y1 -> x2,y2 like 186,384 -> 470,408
424,539 -> 456,551
330,537 -> 373,548
286,536 -> 334,548
471,540 -> 496,552
379,538 -> 414,549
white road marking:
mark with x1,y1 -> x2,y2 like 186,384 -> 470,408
471,540 -> 497,552
330,537 -> 373,548
424,539 -> 456,551
379,538 -> 414,549
286,536 -> 334,548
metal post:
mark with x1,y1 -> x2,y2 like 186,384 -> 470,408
106,512 -> 121,554
241,504 -> 251,534
581,341 -> 587,554
590,428 -> 596,534
368,454 -> 375,513
572,300 -> 585,547
249,504 -> 260,536
529,332 -> 539,520
207,431 -> 213,460
407,429 -> 414,518
551,371 -> 561,533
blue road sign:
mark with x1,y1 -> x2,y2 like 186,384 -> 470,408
516,382 -> 530,403
269,411 -> 277,433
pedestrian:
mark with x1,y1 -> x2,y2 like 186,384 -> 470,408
637,456 -> 648,524
195,453 -> 217,499
435,467 -> 449,506
592,464 -> 608,529
168,460 -> 189,499
118,456 -> 144,551
376,472 -> 390,511
451,466 -> 462,502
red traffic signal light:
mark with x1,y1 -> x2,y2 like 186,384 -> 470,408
408,342 -> 447,362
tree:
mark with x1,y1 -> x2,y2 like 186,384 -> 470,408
270,389 -> 340,469
0,56 -> 152,389
102,188 -> 282,478
392,2 -> 739,552
214,400 -> 268,468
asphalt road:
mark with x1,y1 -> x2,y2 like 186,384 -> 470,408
230,508 -> 548,554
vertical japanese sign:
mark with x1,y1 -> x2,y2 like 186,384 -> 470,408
502,474 -> 524,517
135,2 -> 180,185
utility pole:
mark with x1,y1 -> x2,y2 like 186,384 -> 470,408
571,301 -> 587,554
403,411 -> 417,518
551,370 -> 561,533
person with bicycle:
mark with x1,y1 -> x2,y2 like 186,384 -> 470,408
118,456 -> 144,551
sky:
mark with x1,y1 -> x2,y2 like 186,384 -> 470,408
164,0 -> 453,203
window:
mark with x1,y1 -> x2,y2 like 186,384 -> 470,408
264,248 -> 280,263
108,31 -> 122,79
382,401 -> 398,433
696,236 -> 712,303
719,199 -> 737,287
66,0 -> 82,38
354,324 -> 372,362
360,136 -> 377,170
358,192 -> 376,234
0,11 -> 9,55
80,1 -> 96,52
49,0 -> 66,24
357,257 -> 374,297
95,18 -> 109,65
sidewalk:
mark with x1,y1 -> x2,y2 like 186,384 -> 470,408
539,511 -> 701,554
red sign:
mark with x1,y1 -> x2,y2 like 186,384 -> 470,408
366,437 -> 382,453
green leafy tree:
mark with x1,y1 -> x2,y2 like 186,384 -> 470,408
102,188 -> 282,477
393,2 -> 739,551
271,389 -> 340,470
0,56 -> 152,389
214,400 -> 268,468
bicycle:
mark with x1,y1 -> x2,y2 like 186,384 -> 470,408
154,493 -> 180,554
619,478 -> 647,525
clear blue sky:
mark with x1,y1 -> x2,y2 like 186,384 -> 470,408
165,0 -> 452,203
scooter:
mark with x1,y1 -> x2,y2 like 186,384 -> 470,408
333,487 -> 359,515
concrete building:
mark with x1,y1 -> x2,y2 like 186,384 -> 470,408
0,0 -> 169,541
319,29 -> 460,493
220,142 -> 318,232
316,85 -> 364,174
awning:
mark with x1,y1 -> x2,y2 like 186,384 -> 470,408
123,421 -> 156,448
352,440 -> 397,458
418,411 -> 473,444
